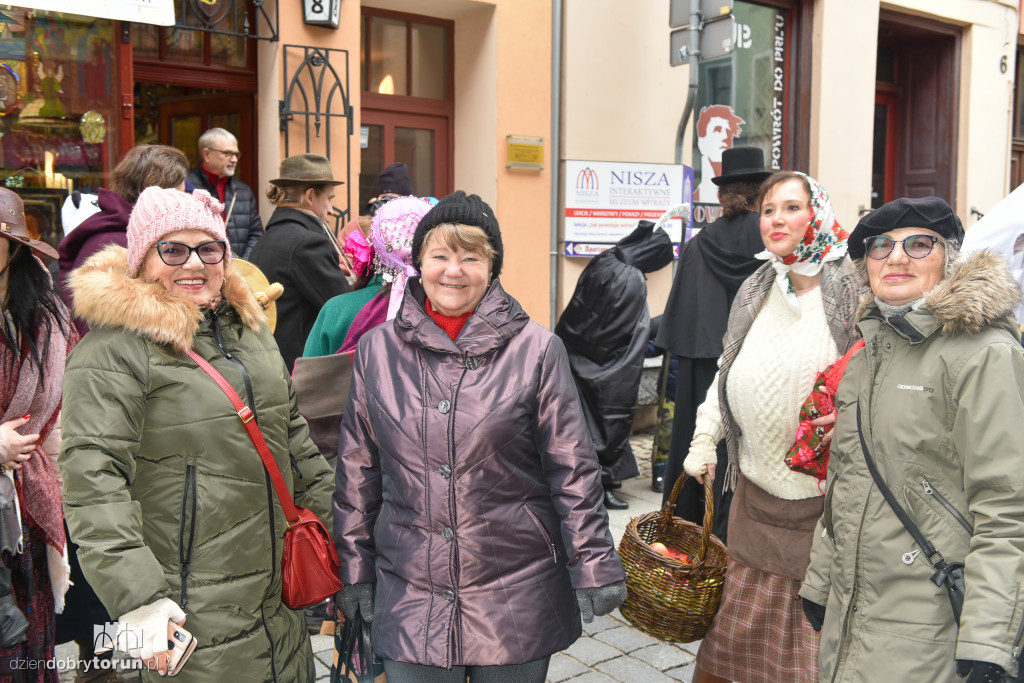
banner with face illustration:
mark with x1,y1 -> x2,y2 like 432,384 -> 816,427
691,2 -> 789,234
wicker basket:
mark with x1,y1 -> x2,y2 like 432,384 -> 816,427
618,472 -> 728,642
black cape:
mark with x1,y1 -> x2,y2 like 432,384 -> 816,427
655,210 -> 763,537
556,221 -> 674,485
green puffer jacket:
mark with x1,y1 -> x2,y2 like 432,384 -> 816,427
60,246 -> 334,682
801,251 -> 1024,682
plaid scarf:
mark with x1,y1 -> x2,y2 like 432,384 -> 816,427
716,257 -> 864,492
756,173 -> 850,311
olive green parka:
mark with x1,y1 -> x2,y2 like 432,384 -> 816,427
801,251 -> 1024,681
60,246 -> 334,682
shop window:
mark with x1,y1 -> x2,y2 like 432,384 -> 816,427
690,0 -> 810,229
0,8 -> 119,252
360,9 -> 453,210
132,2 -> 253,72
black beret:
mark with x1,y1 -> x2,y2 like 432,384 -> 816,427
849,196 -> 964,259
411,190 -> 503,279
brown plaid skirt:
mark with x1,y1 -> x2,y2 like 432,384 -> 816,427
696,560 -> 819,683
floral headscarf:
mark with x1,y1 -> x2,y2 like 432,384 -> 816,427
342,229 -> 374,280
369,196 -> 433,320
756,172 -> 849,310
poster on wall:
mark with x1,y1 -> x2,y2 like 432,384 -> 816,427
692,1 -> 788,231
563,160 -> 691,257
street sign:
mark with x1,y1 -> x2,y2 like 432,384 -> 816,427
700,16 -> 735,60
670,14 -> 735,66
671,0 -> 733,29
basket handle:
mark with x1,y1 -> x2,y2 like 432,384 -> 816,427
660,471 -> 715,566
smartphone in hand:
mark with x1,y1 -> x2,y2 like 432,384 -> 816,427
165,620 -> 197,677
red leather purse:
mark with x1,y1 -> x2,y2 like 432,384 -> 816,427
186,349 -> 344,609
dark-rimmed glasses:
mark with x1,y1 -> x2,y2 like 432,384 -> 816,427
864,234 -> 940,260
156,240 -> 227,266
209,149 -> 241,160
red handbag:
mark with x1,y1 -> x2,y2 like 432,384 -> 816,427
186,349 -> 344,609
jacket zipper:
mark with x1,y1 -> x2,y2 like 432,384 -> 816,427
178,464 -> 197,608
524,504 -> 558,564
210,311 -> 279,680
920,478 -> 973,535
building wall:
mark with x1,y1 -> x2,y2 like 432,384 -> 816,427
559,0 -> 691,319
811,0 -> 1018,228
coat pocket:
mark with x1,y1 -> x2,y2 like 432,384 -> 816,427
178,463 -> 198,608
524,504 -> 558,564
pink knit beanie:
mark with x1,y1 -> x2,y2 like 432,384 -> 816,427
127,187 -> 229,276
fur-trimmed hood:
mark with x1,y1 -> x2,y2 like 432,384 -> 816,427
856,249 -> 1022,335
68,244 -> 264,349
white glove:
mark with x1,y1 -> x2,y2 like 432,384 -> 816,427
116,597 -> 186,659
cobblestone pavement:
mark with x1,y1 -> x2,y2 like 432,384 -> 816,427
57,429 -> 688,683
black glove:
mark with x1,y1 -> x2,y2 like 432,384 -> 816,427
802,597 -> 825,632
575,581 -> 628,623
0,567 -> 26,649
956,660 -> 1005,682
337,583 -> 374,623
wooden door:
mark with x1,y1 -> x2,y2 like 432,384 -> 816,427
158,92 -> 256,191
360,109 -> 450,210
895,35 -> 957,201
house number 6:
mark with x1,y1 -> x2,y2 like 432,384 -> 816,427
1001,55 -> 1008,74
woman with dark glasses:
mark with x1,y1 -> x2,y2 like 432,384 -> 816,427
801,196 -> 1024,683
60,187 -> 334,681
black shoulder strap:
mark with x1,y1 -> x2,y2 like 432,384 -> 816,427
856,402 -> 945,567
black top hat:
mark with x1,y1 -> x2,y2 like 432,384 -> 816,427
711,146 -> 772,186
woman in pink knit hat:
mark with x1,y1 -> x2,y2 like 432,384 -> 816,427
60,187 -> 334,681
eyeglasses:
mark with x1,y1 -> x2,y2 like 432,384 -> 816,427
156,240 -> 227,266
864,234 -> 940,260
209,149 -> 241,160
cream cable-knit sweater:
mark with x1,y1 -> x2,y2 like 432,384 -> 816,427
683,285 -> 839,500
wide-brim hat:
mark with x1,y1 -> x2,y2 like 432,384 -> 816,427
0,188 -> 57,260
269,153 -> 344,187
848,196 -> 965,259
711,146 -> 772,186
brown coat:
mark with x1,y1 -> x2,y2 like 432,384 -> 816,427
332,278 -> 624,667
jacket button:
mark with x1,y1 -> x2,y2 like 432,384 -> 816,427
438,399 -> 451,414
885,343 -> 891,349
442,526 -> 454,541
466,357 -> 478,370
443,589 -> 455,604
439,464 -> 452,479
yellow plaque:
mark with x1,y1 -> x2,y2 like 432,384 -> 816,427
507,135 -> 544,170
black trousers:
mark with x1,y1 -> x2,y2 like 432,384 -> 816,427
661,356 -> 732,544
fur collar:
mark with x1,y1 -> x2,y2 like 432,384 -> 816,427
856,250 -> 1022,335
69,245 -> 264,349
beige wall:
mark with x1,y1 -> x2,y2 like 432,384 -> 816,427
812,0 -> 1019,228
559,0 -> 691,319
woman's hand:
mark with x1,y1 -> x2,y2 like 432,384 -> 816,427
811,412 -> 837,449
0,417 -> 38,469
697,464 -> 716,486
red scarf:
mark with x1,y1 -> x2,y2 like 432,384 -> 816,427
426,299 -> 473,341
0,306 -> 77,555
202,165 -> 230,206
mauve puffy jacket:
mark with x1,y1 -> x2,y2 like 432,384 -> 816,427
333,278 -> 624,668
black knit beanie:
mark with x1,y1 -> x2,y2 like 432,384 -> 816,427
378,162 -> 414,196
412,190 -> 503,279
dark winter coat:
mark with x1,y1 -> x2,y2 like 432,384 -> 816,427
187,169 -> 264,258
60,246 -> 334,683
333,278 -> 624,668
56,188 -> 132,337
248,207 -> 350,371
802,251 -> 1024,681
555,221 -> 674,483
